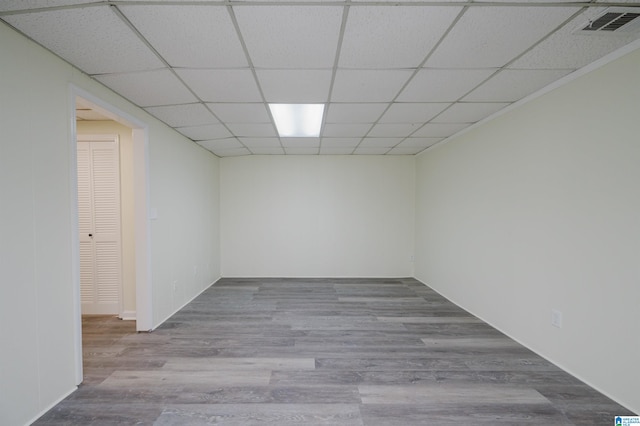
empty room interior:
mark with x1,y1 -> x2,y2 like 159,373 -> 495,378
0,1 -> 639,425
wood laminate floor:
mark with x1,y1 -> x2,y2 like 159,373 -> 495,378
36,278 -> 634,425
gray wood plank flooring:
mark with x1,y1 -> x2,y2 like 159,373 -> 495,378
35,278 -> 634,425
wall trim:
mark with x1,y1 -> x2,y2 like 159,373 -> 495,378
218,275 -> 414,279
119,310 -> 137,321
151,277 -> 221,331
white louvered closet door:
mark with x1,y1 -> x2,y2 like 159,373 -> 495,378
77,136 -> 122,315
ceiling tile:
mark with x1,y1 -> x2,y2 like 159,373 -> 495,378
0,0 -> 90,11
325,104 -> 388,123
227,123 -> 276,137
3,6 -> 163,74
433,102 -> 510,123
176,69 -> 262,102
358,138 -> 404,148
119,6 -> 247,68
463,69 -> 573,102
320,147 -> 355,155
397,69 -> 496,102
212,147 -> 252,157
176,124 -> 232,141
197,138 -> 243,151
207,103 -> 271,123
257,70 -> 332,103
353,147 -> 390,155
475,0 -> 587,2
510,9 -> 640,69
323,123 -> 372,138
144,103 -> 218,127
350,0 -> 461,2
321,138 -> 362,148
281,138 -> 321,148
379,103 -> 451,123
232,0 -> 347,2
95,70 -> 197,107
426,6 -> 580,68
239,137 -> 282,148
249,147 -> 285,155
332,70 -> 413,102
285,147 -> 320,155
7,1 -> 637,158
367,123 -> 421,137
339,6 -> 461,68
412,122 -> 471,137
234,6 -> 343,68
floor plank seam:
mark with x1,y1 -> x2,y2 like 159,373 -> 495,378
34,278 -> 633,425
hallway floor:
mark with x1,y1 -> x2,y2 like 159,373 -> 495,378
35,278 -> 633,425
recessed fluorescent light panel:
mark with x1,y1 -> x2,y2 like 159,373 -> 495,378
269,104 -> 324,137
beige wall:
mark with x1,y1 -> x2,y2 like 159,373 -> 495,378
414,46 -> 640,412
221,155 -> 415,277
77,121 -> 137,317
0,20 -> 220,426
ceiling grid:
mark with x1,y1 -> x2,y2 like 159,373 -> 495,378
2,0 -> 638,156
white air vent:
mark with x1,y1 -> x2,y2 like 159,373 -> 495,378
575,8 -> 640,35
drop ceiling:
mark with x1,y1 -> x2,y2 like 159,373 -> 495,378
2,1 -> 639,157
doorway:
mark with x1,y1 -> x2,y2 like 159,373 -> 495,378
70,87 -> 152,385
77,134 -> 124,316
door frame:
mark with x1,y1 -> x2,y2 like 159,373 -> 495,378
69,85 -> 153,385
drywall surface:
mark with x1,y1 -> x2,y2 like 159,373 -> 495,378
221,155 -> 415,277
414,47 -> 640,412
0,21 -> 220,426
148,122 -> 220,327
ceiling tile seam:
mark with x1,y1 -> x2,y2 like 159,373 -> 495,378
87,67 -> 171,78
321,4 -> 352,154
0,18 -> 93,81
408,4 -> 592,149
503,5 -> 591,71
0,2 -> 105,17
350,4 -> 470,154
0,13 -> 176,125
418,2 -> 603,154
110,4 -> 243,155
107,1 -> 640,8
226,4 -> 283,154
109,5 -> 171,70
1,1 -> 632,17
6,2 -> 628,159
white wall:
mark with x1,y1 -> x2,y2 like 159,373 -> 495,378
414,46 -> 640,413
148,123 -> 220,326
221,155 -> 415,277
77,121 -> 137,317
0,21 -> 220,426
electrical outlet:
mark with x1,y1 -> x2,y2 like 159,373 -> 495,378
193,265 -> 198,276
173,281 -> 178,292
551,309 -> 563,328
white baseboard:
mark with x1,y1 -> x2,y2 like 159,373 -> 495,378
119,310 -> 136,321
152,277 -> 221,331
412,276 -> 638,414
